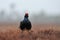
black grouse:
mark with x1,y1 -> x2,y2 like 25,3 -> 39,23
20,13 -> 32,32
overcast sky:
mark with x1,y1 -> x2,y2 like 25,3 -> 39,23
0,0 -> 60,15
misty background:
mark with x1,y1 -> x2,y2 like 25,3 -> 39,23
0,0 -> 60,23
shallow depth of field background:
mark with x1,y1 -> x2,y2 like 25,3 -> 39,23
0,0 -> 60,40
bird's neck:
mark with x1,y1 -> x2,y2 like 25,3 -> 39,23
23,17 -> 28,21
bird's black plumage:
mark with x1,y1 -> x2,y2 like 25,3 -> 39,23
20,20 -> 31,31
19,16 -> 32,31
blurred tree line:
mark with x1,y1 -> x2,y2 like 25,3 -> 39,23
31,10 -> 60,23
0,3 -> 21,22
0,3 -> 60,23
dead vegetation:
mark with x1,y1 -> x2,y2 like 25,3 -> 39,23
0,24 -> 60,40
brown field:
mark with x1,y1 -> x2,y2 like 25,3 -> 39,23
0,23 -> 60,40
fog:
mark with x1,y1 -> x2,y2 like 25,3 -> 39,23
30,10 -> 60,24
0,0 -> 60,23
0,6 -> 60,23
0,9 -> 60,24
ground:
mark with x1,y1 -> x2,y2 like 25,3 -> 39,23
0,23 -> 60,40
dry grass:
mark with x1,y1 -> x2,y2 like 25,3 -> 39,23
0,23 -> 60,40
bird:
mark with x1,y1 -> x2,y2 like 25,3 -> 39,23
19,12 -> 32,32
